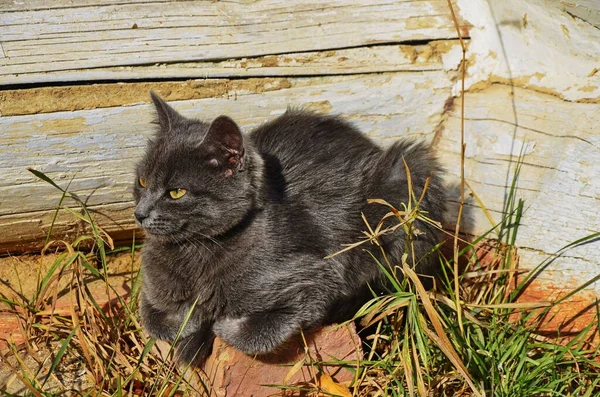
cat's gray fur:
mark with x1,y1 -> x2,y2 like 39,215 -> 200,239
134,92 -> 446,366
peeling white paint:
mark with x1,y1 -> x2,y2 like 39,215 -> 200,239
491,136 -> 536,156
456,0 -> 600,101
0,0 -> 598,298
0,0 -> 461,85
439,85 -> 600,293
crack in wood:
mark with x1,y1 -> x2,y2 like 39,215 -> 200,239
564,10 -> 600,31
449,114 -> 598,148
519,246 -> 598,265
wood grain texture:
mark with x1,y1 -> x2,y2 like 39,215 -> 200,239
1,41 -> 463,87
0,0 -> 466,85
0,71 -> 455,251
438,84 -> 600,290
0,0 -> 168,11
1,0 -> 598,299
457,0 -> 600,102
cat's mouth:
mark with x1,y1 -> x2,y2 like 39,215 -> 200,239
138,219 -> 187,238
141,226 -> 170,236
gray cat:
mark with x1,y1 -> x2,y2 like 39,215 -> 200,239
134,92 -> 446,367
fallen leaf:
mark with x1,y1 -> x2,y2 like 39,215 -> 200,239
317,372 -> 352,397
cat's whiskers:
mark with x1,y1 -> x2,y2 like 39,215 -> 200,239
181,233 -> 215,255
168,233 -> 185,251
169,233 -> 194,254
199,233 -> 223,248
176,229 -> 223,251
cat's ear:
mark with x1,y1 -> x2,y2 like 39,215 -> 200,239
204,116 -> 245,177
149,91 -> 183,133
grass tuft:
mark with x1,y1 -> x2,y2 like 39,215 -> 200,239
3,149 -> 600,397
0,169 -> 205,397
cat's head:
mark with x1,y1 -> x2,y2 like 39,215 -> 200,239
134,92 -> 261,240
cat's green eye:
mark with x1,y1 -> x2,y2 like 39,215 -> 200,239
138,177 -> 146,188
169,188 -> 187,199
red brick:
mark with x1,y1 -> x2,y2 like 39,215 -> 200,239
201,324 -> 361,397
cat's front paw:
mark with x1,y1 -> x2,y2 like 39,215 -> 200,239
142,322 -> 177,342
213,316 -> 274,355
214,314 -> 297,356
213,316 -> 246,335
175,328 -> 215,368
213,317 -> 253,349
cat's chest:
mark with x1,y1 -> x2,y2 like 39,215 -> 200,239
142,243 -> 223,304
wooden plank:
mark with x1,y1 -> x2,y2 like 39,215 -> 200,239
558,0 -> 600,29
0,0 -> 468,85
457,0 -> 600,102
438,84 -> 600,289
0,71 -> 455,252
0,78 -> 295,116
1,41 -> 463,87
0,0 -> 167,12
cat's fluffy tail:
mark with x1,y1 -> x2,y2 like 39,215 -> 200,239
365,139 -> 446,281
369,139 -> 445,209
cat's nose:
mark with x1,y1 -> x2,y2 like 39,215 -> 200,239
134,210 -> 148,223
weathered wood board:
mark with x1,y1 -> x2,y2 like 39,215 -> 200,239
0,41 -> 463,115
0,42 -> 462,88
0,71 -> 457,251
457,0 -> 600,102
0,0 -> 466,251
438,84 -> 600,287
0,0 -> 599,299
446,0 -> 600,297
0,0 -> 466,85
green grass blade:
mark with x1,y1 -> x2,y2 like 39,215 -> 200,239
27,168 -> 66,193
